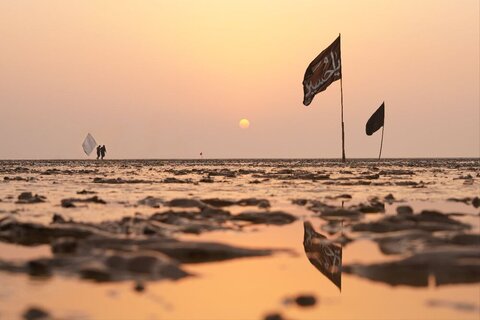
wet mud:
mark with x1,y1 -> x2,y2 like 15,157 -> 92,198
0,158 -> 478,319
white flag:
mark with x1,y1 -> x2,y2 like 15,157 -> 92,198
82,133 -> 97,156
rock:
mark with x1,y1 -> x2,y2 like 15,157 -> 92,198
395,181 -> 418,186
292,199 -> 308,206
294,294 -> 317,307
319,208 -> 363,221
384,193 -> 395,202
379,169 -> 415,175
352,210 -> 469,233
4,176 -> 35,182
344,247 -> 480,287
333,180 -> 372,186
61,200 -> 76,208
104,255 -> 128,270
149,210 -> 228,234
356,174 -> 379,180
263,313 -> 284,320
355,200 -> 385,214
27,259 -> 52,277
22,307 -> 51,320
447,197 -> 472,204
93,177 -> 152,184
237,198 -> 271,208
306,200 -> 336,213
16,192 -> 46,204
200,207 -> 231,219
472,197 -> 480,208
396,206 -> 414,215
80,264 -> 112,282
201,198 -> 237,207
0,218 -> 109,245
163,177 -> 190,183
138,240 -> 275,263
449,233 -> 480,246
77,189 -> 96,195
51,237 -> 78,254
134,281 -> 145,292
61,196 -> 106,208
51,213 -> 67,223
138,196 -> 163,208
199,176 -> 214,183
167,198 -> 206,209
127,255 -> 159,274
232,211 -> 297,225
328,194 -> 352,199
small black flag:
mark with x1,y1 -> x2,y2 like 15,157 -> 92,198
366,103 -> 385,136
302,36 -> 342,106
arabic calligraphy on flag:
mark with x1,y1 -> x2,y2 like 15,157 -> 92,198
303,221 -> 342,290
302,36 -> 342,106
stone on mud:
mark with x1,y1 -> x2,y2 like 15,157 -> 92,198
16,192 -> 46,204
232,211 -> 297,225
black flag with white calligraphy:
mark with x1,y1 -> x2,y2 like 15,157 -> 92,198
366,102 -> 385,136
302,35 -> 342,106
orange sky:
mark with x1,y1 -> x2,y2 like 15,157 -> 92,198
0,0 -> 478,159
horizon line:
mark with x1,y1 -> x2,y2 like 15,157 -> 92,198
0,156 -> 479,161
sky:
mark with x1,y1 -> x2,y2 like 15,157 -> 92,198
0,0 -> 478,159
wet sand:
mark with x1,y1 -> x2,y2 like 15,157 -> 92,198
0,158 -> 478,319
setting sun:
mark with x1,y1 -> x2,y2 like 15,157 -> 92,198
239,118 -> 250,129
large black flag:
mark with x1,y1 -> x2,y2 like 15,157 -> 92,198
366,102 -> 385,136
302,36 -> 342,106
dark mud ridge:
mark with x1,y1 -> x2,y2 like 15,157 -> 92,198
0,197 -> 297,284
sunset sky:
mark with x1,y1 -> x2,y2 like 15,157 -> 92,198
0,0 -> 478,159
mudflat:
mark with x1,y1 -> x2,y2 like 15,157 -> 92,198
0,158 -> 478,320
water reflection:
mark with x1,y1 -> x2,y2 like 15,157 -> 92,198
303,221 -> 342,290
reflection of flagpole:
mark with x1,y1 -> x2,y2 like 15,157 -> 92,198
339,33 -> 346,162
378,125 -> 384,160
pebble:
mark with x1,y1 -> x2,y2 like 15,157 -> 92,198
396,205 -> 414,215
134,281 -> 146,292
263,312 -> 284,320
294,294 -> 317,307
16,192 -> 46,204
22,307 -> 51,320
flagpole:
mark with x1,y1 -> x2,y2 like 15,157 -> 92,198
378,125 -> 384,160
339,34 -> 346,162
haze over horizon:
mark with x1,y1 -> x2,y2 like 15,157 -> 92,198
1,0 -> 479,159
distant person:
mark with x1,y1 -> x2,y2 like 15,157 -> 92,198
100,145 -> 107,160
96,145 -> 101,160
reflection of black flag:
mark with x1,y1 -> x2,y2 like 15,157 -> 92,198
366,102 -> 385,135
302,36 -> 342,106
303,221 -> 342,290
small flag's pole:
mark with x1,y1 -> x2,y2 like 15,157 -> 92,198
378,125 -> 384,160
339,34 -> 346,162
340,79 -> 346,162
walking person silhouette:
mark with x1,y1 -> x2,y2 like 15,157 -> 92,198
100,145 -> 107,159
96,145 -> 101,160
